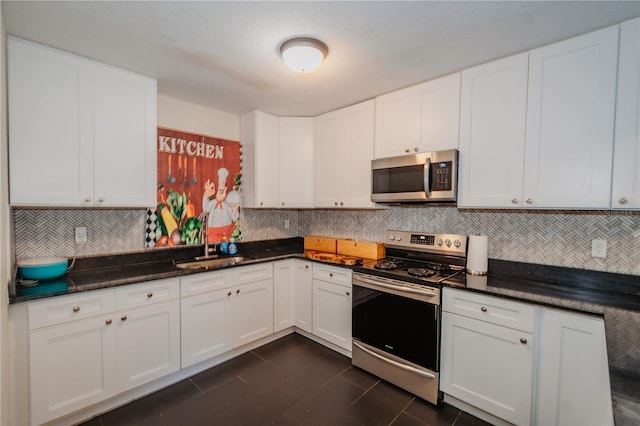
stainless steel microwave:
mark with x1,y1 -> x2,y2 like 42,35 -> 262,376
371,149 -> 458,203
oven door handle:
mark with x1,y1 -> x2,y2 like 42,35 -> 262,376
354,276 -> 438,298
353,341 -> 436,379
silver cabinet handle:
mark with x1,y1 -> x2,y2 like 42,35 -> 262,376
413,147 -> 419,152
480,306 -> 487,312
355,276 -> 437,298
227,291 -> 232,296
525,198 -> 533,204
520,338 -> 528,344
346,291 -> 351,296
121,315 -> 127,321
511,198 -> 518,204
72,306 -> 80,312
84,196 -> 91,203
281,202 -> 285,206
147,292 -> 153,298
105,318 -> 112,325
353,341 -> 436,379
329,273 -> 333,277
405,148 -> 410,153
98,197 -> 105,203
619,198 -> 628,205
236,289 -> 240,294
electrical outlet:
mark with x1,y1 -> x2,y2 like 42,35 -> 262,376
284,219 -> 290,230
591,239 -> 607,258
75,226 -> 87,243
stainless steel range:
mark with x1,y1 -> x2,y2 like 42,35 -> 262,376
351,230 -> 468,405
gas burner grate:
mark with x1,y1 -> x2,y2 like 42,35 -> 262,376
407,268 -> 437,278
373,260 -> 400,271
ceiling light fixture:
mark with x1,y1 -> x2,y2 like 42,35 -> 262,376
280,37 -> 328,73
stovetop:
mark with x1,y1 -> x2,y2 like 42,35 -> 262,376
353,230 -> 468,287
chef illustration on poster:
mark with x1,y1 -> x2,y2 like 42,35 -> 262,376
202,167 -> 241,242
154,127 -> 242,247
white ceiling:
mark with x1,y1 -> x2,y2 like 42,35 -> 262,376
4,1 -> 639,117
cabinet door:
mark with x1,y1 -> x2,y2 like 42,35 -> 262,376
341,100 -> 376,208
8,37 -> 94,206
374,86 -> 421,158
273,260 -> 295,332
279,117 -> 314,208
232,279 -> 274,347
524,26 -> 618,209
441,312 -> 534,425
94,63 -> 157,207
293,260 -> 313,333
181,288 -> 233,368
418,73 -> 461,152
313,111 -> 342,207
612,18 -> 640,210
312,279 -> 352,351
116,300 -> 180,392
458,53 -> 529,208
30,317 -> 117,425
536,309 -> 613,426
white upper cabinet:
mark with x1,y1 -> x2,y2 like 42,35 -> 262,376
459,25 -> 619,209
458,53 -> 529,208
523,25 -> 619,209
611,18 -> 640,210
374,73 -> 460,158
314,100 -> 376,208
241,111 -> 313,208
8,37 -> 157,207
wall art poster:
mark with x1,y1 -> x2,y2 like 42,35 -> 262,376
155,127 -> 242,247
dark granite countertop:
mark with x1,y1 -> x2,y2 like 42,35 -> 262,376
9,239 -> 640,424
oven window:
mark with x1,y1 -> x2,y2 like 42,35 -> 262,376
372,164 -> 425,193
352,284 -> 439,371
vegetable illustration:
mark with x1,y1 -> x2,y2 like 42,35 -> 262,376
158,204 -> 178,239
181,217 -> 201,245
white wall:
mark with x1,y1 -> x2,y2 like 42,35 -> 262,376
157,93 -> 240,141
0,2 -> 11,423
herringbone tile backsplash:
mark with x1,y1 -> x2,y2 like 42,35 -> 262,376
12,206 -> 640,275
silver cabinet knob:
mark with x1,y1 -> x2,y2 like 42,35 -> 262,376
281,202 -> 285,206
405,148 -> 410,153
236,289 -> 240,294
305,265 -> 309,269
121,315 -> 127,321
84,196 -> 92,203
329,273 -> 334,277
346,291 -> 351,296
511,198 -> 518,204
147,292 -> 153,298
98,196 -> 105,203
227,291 -> 232,296
520,338 -> 528,344
260,201 -> 264,206
72,306 -> 80,312
340,201 -> 344,206
619,198 -> 628,205
105,319 -> 112,325
480,306 -> 487,312
334,201 -> 338,206
413,147 -> 419,152
525,198 -> 533,204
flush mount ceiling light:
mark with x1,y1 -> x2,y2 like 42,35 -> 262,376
280,37 -> 328,73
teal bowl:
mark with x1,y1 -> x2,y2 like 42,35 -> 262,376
18,257 -> 68,280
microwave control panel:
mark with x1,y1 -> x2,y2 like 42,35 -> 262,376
432,161 -> 452,191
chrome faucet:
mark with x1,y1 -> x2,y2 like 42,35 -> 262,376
198,212 -> 217,259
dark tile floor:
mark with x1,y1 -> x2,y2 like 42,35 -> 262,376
80,333 -> 491,426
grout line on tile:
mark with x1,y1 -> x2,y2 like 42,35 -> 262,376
188,377 -> 205,394
451,409 -> 463,425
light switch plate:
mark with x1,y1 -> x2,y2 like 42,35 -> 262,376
75,227 -> 87,243
591,239 -> 607,258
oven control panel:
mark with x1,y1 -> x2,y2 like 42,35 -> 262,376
386,230 -> 467,256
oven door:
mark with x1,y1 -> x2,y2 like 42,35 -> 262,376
352,273 -> 440,372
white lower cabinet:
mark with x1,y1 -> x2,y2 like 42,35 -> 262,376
312,263 -> 352,351
441,288 -> 614,426
29,313 -> 118,425
232,277 -> 274,347
535,308 -> 613,426
441,289 -> 534,425
28,279 -> 180,425
293,260 -> 313,333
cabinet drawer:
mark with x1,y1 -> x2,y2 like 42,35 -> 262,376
233,263 -> 273,285
442,288 -> 534,333
312,263 -> 352,288
115,278 -> 180,310
29,289 -> 115,329
181,269 -> 234,296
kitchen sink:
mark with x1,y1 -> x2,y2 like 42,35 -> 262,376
175,256 -> 254,270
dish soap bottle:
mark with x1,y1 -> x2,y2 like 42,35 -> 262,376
228,238 -> 238,256
220,233 -> 228,254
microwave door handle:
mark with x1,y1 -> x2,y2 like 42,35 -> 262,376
423,158 -> 432,198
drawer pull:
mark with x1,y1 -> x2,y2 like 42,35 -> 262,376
105,319 -> 112,325
72,306 -> 80,313
346,291 -> 351,296
236,289 -> 240,294
480,306 -> 487,312
121,315 -> 127,321
329,273 -> 334,277
520,338 -> 528,344
227,291 -> 232,296
147,292 -> 153,298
